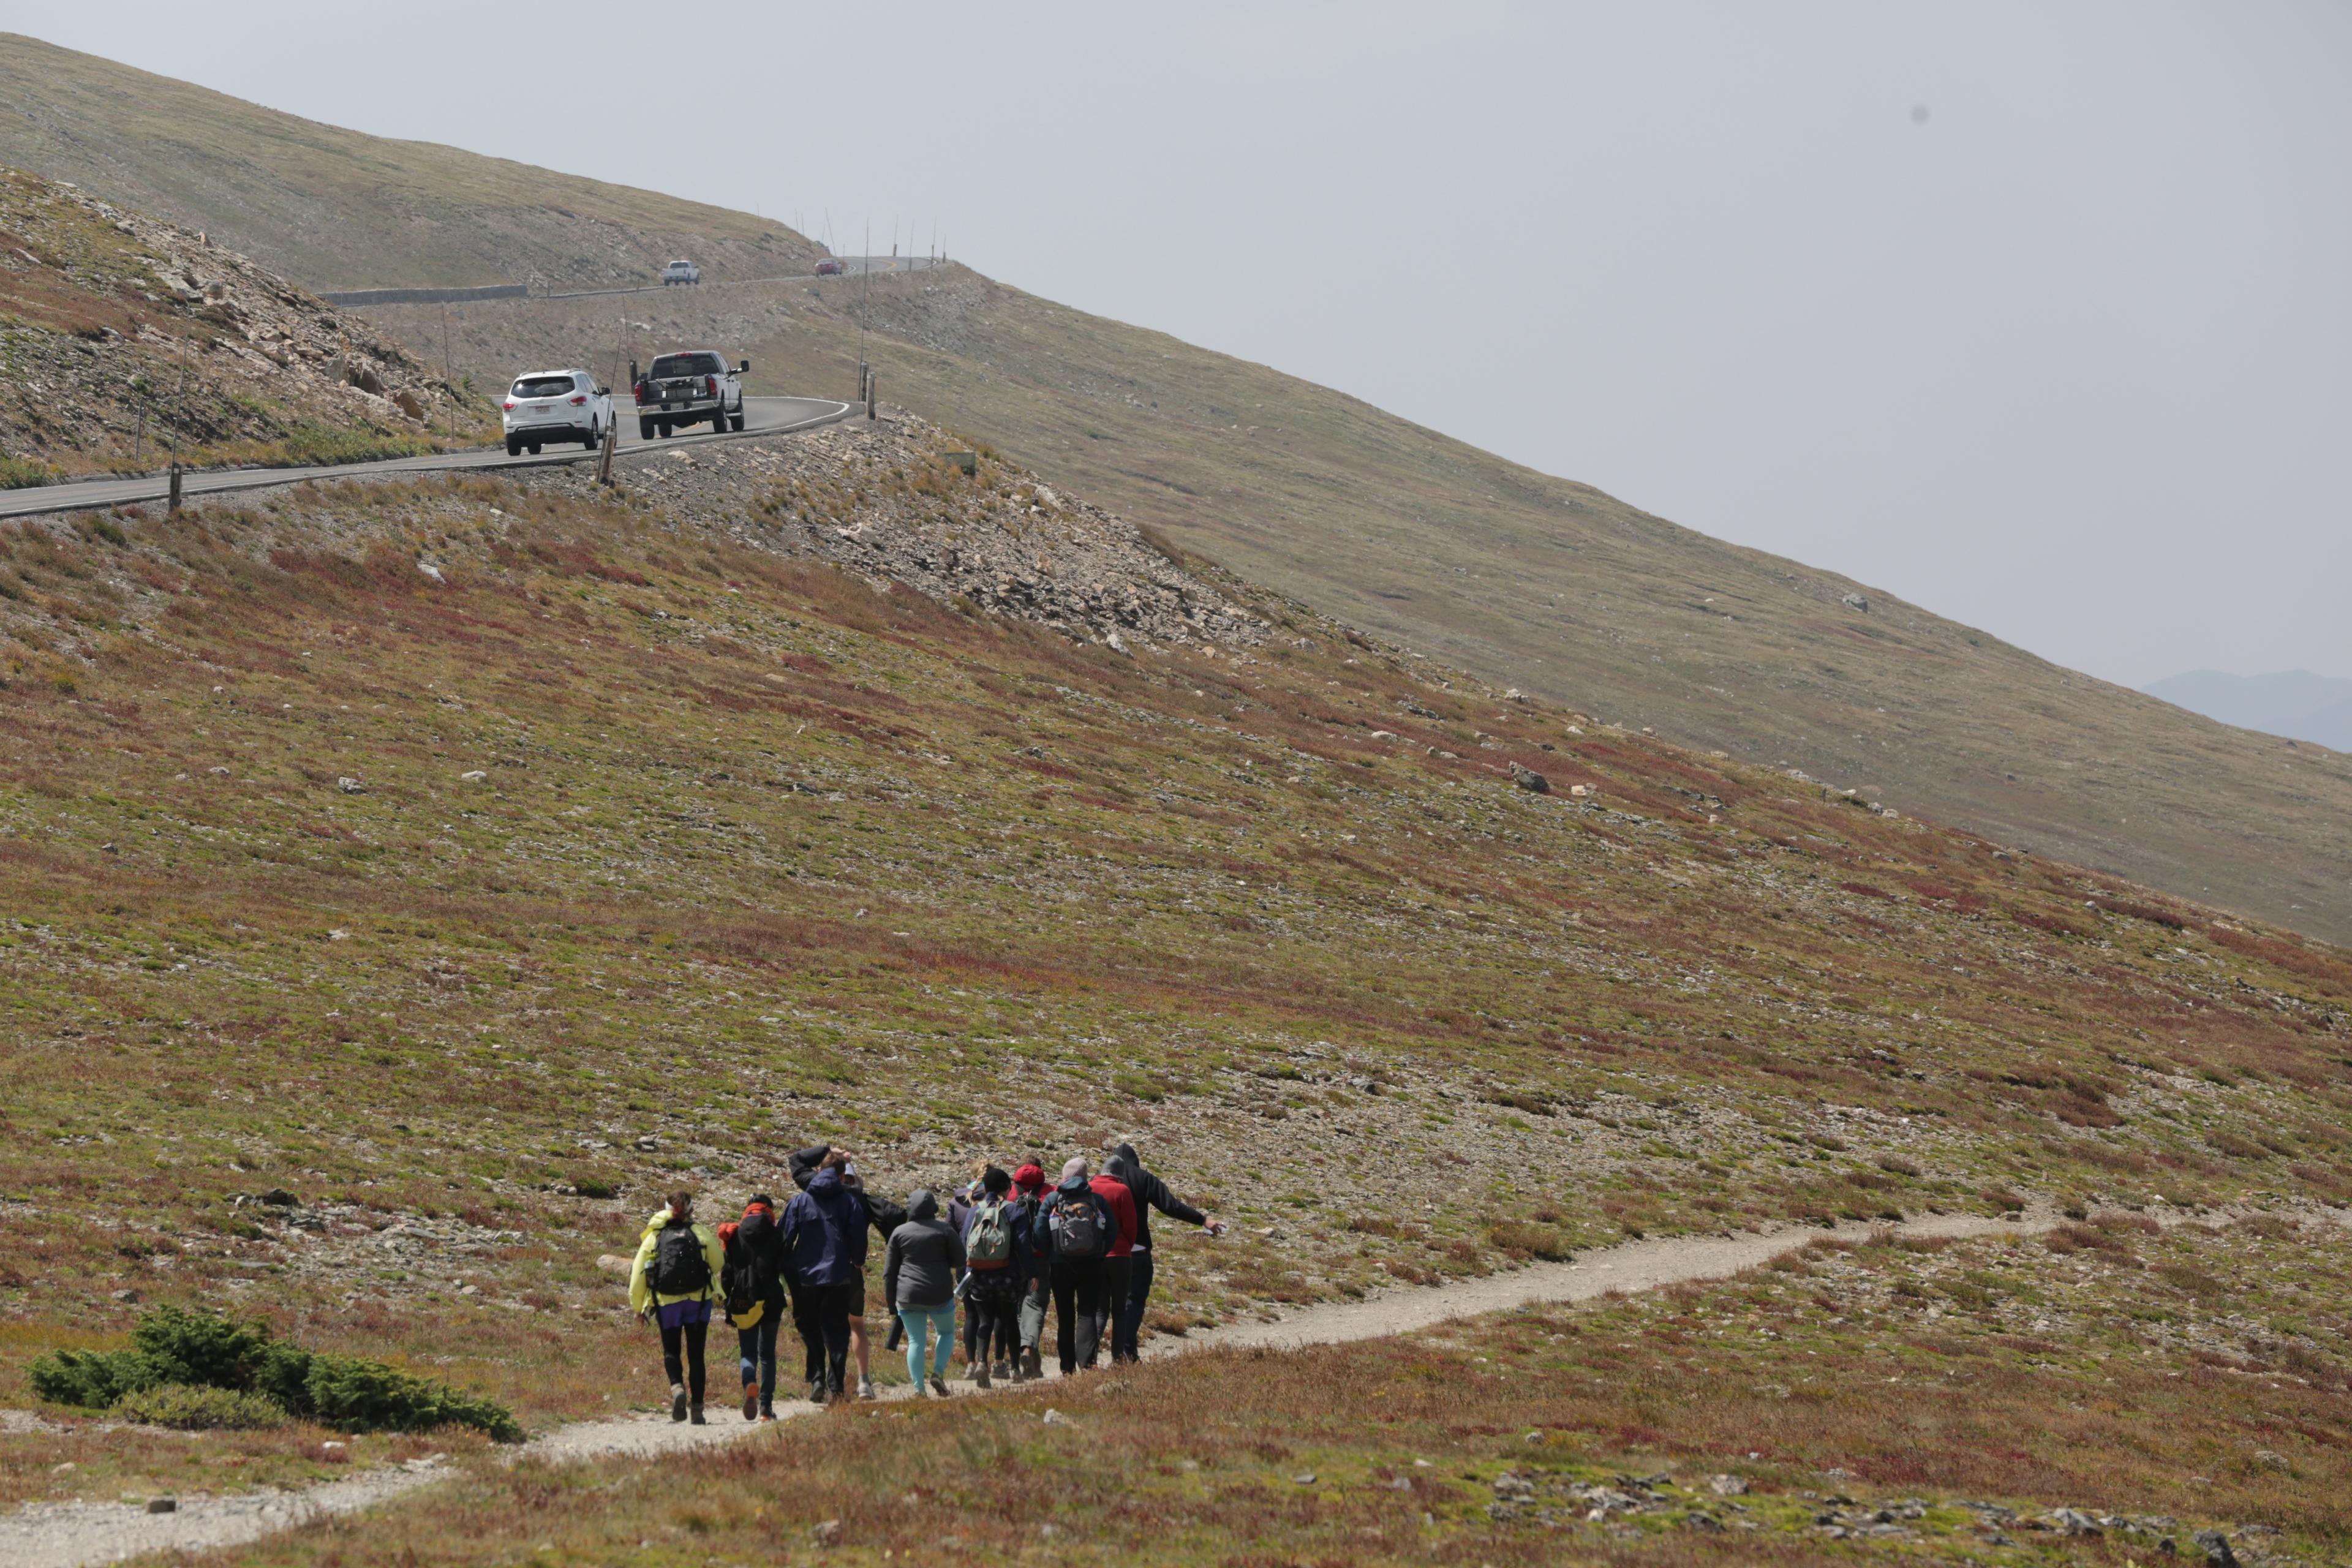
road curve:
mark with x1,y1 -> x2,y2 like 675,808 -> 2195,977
0,396 -> 855,522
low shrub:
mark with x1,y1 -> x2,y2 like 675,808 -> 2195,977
0,454 -> 55,489
26,1306 -> 521,1441
115,1382 -> 288,1430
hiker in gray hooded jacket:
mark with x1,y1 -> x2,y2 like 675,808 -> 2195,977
881,1189 -> 966,1396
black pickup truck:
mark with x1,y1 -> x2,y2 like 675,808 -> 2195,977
633,350 -> 748,439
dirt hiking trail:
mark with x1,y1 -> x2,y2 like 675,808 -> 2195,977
0,1200 -> 2223,1567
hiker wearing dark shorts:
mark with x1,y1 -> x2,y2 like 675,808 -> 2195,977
1033,1157 -> 1118,1374
960,1166 -> 1026,1385
1105,1143 -> 1224,1363
628,1188 -> 725,1423
781,1153 -> 869,1402
719,1193 -> 789,1421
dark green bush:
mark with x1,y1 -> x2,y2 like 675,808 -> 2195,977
26,1347 -> 163,1408
303,1354 -> 524,1442
27,1306 -> 521,1441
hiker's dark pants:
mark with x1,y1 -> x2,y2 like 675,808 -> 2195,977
813,1280 -> 856,1392
1091,1256 -> 1132,1367
968,1269 -> 1020,1363
1050,1257 -> 1107,1373
1113,1248 -> 1154,1363
736,1314 -> 778,1404
659,1317 -> 707,1403
790,1283 -> 824,1385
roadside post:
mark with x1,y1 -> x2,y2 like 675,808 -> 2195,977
867,374 -> 877,420
597,420 -> 617,488
167,461 -> 183,515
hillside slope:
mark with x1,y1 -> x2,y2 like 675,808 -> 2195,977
0,168 -> 492,481
1,424 -> 2348,1447
4,33 -> 2346,949
0,34 -> 820,290
359,271 -> 2352,947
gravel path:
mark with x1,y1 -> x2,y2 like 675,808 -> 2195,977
0,1199 -> 2223,1567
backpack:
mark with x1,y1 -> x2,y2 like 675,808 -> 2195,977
968,1197 -> 1014,1265
648,1219 -> 710,1295
1049,1192 -> 1106,1259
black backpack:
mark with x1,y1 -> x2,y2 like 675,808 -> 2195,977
649,1219 -> 710,1295
1049,1192 -> 1107,1259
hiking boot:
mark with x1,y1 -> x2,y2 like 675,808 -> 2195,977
669,1384 -> 689,1423
689,1403 -> 707,1426
742,1382 -> 759,1422
758,1403 -> 777,1422
857,1377 -> 876,1401
973,1362 -> 992,1390
992,1359 -> 1012,1382
808,1379 -> 827,1406
929,1376 -> 949,1397
1022,1348 -> 1042,1381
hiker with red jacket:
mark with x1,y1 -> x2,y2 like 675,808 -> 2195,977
1104,1143 -> 1224,1363
780,1153 -> 868,1403
718,1193 -> 790,1421
1031,1158 -> 1120,1374
1087,1159 -> 1141,1370
1009,1163 -> 1051,1380
627,1189 -> 725,1423
960,1166 -> 1027,1386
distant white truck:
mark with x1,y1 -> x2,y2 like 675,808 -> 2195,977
661,258 -> 701,287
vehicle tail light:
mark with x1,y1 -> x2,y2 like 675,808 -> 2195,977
706,375 -> 717,396
568,394 -> 587,405
502,399 -> 516,410
633,383 -> 646,404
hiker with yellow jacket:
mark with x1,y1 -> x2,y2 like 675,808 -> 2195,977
628,1189 -> 726,1424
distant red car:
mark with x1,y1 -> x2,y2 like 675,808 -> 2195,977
814,258 -> 845,276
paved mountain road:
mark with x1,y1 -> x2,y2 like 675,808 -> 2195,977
0,396 -> 854,522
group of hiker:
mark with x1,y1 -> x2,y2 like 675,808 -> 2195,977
625,1141 -> 1224,1423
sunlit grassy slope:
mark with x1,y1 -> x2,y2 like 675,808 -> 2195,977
0,433 -> 2346,1460
194,1213 -> 2352,1568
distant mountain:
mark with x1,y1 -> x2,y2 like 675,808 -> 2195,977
2144,670 -> 2352,753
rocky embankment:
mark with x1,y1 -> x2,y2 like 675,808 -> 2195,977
0,167 -> 488,481
522,410 -> 1276,652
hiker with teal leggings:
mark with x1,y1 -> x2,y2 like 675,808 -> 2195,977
882,1189 -> 966,1396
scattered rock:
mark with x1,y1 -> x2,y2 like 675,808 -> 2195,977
460,769 -> 487,782
144,1497 -> 176,1515
1841,592 -> 1870,612
1510,762 -> 1550,794
594,1254 -> 631,1275
812,1518 -> 842,1547
1292,1472 -> 1316,1486
336,777 -> 364,794
2193,1529 -> 2238,1567
1708,1474 -> 1748,1496
258,1188 -> 298,1207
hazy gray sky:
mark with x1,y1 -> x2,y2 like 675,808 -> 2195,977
24,2 -> 2350,686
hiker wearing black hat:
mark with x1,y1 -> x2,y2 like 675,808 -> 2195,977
960,1166 -> 1028,1387
1033,1157 -> 1120,1374
1104,1142 -> 1225,1363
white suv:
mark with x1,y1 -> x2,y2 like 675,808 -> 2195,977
662,259 -> 701,286
502,369 -> 612,456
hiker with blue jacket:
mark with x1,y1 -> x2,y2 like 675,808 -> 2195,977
628,1188 -> 726,1424
883,1189 -> 967,1396
781,1152 -> 869,1403
960,1166 -> 1027,1385
1033,1157 -> 1120,1374
1104,1142 -> 1225,1363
